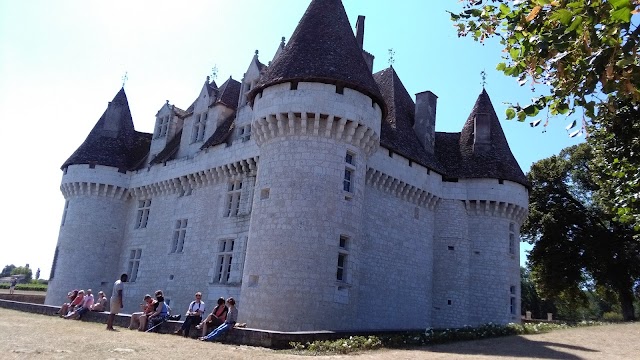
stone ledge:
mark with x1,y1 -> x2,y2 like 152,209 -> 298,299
0,299 -> 423,348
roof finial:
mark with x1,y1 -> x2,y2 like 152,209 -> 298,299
388,48 -> 395,67
255,49 -> 259,56
121,71 -> 128,88
481,69 -> 487,89
280,36 -> 286,48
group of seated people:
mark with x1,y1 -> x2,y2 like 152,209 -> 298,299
57,289 -> 108,319
170,292 -> 238,340
59,287 -> 238,341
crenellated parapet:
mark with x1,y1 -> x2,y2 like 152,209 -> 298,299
253,112 -> 378,156
129,156 -> 259,199
60,182 -> 129,200
366,167 -> 439,210
463,199 -> 528,223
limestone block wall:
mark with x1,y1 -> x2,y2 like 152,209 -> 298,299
431,198 -> 471,328
358,184 -> 434,329
46,165 -> 131,305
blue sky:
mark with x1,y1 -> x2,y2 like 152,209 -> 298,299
0,0 -> 581,277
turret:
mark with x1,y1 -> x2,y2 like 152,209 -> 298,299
46,88 -> 151,306
432,89 -> 528,327
241,0 -> 383,331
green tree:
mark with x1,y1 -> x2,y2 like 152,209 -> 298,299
11,266 -> 33,282
450,0 -> 640,229
523,144 -> 639,321
1,264 -> 16,277
521,266 -> 557,318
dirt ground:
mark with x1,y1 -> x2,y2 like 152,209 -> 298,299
0,307 -> 638,360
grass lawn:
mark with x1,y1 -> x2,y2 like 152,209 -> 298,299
1,307 -> 639,359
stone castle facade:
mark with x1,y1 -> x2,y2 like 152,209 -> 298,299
46,0 -> 528,331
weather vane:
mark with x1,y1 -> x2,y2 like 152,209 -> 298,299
481,70 -> 487,88
121,72 -> 128,88
388,48 -> 395,66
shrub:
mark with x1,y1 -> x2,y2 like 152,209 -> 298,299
290,336 -> 382,354
602,311 -> 624,322
0,283 -> 47,292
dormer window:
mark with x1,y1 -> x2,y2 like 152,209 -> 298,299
191,112 -> 207,143
155,116 -> 170,139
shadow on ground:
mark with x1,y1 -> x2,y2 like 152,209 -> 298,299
417,335 -> 599,359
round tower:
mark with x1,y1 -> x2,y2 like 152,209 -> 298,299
240,0 -> 385,331
45,88 -> 146,305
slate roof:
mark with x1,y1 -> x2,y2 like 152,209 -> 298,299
373,67 -> 442,173
434,89 -> 528,187
62,88 -> 151,171
201,114 -> 236,149
248,0 -> 385,115
215,77 -> 241,109
149,129 -> 182,165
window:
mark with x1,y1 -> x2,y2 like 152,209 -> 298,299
61,200 -> 69,226
224,180 -> 242,217
156,115 -> 170,138
345,151 -> 355,165
343,169 -> 353,192
170,219 -> 188,253
214,239 -> 234,283
128,249 -> 142,282
135,199 -> 151,229
191,113 -> 207,143
343,151 -> 356,193
509,222 -> 516,255
238,125 -> 251,142
337,235 -> 349,282
510,285 -> 516,315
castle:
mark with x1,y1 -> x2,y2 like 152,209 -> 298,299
45,0 -> 528,331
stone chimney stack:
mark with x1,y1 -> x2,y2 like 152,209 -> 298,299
473,112 -> 491,153
355,15 -> 365,49
414,91 -> 438,154
355,15 -> 374,72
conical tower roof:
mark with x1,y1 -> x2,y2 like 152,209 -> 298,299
436,89 -> 528,186
62,88 -> 151,170
249,0 -> 384,113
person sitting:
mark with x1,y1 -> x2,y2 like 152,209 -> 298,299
129,294 -> 154,330
57,289 -> 78,316
196,297 -> 227,338
90,291 -> 108,312
65,289 -> 94,320
174,292 -> 205,337
146,290 -> 169,332
61,290 -> 84,317
199,297 -> 237,342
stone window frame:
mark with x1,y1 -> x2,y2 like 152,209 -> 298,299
224,180 -> 243,217
135,199 -> 151,229
155,115 -> 170,139
61,200 -> 69,226
337,235 -> 350,282
170,219 -> 188,254
213,239 -> 235,284
238,125 -> 251,142
509,285 -> 517,315
509,222 -> 516,255
191,112 -> 207,143
343,151 -> 356,193
127,248 -> 142,282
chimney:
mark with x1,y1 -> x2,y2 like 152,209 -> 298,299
414,91 -> 438,154
473,113 -> 491,153
355,15 -> 365,49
